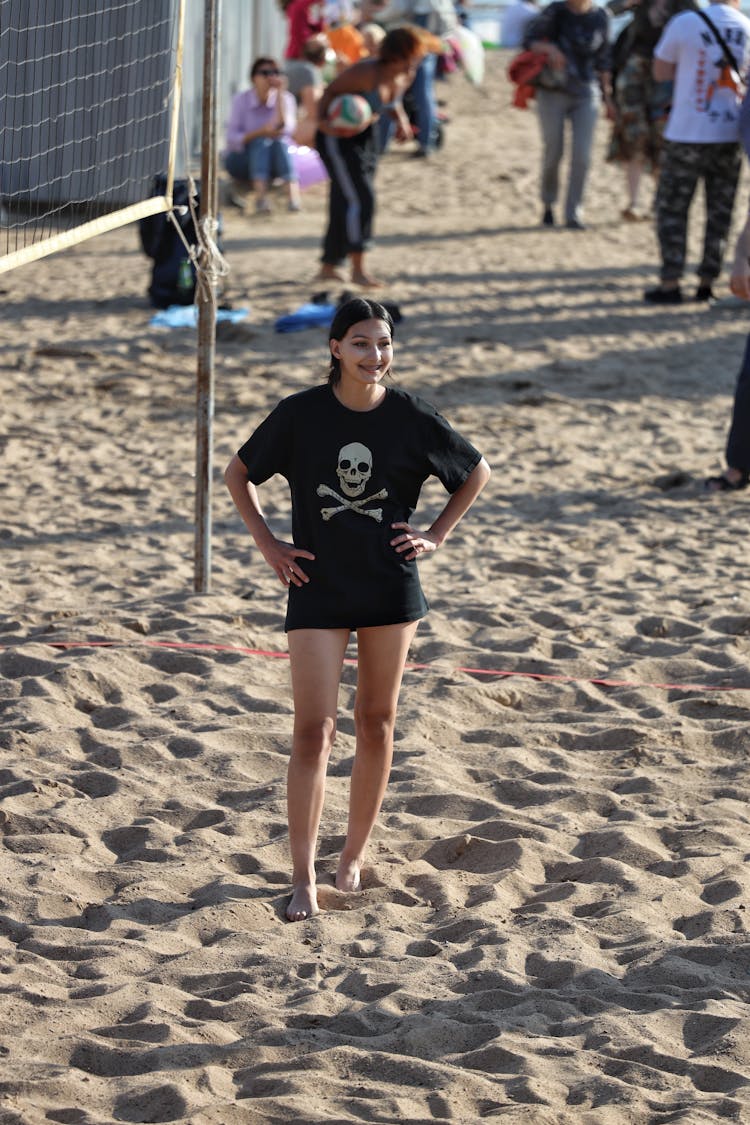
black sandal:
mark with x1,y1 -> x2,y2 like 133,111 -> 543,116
704,470 -> 750,492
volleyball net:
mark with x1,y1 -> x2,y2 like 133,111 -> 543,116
0,0 -> 185,275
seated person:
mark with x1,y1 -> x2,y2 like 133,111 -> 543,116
285,34 -> 328,146
223,56 -> 301,213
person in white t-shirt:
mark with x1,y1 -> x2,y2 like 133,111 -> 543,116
644,0 -> 750,303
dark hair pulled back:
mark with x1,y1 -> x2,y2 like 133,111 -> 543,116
328,298 -> 395,386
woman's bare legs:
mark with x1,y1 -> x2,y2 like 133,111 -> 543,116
287,180 -> 302,211
626,159 -> 642,210
336,620 -> 419,892
286,628 -> 350,921
622,158 -> 647,219
253,177 -> 271,213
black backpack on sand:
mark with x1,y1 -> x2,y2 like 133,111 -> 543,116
139,176 -> 199,308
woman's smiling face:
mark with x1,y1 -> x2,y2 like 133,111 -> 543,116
332,318 -> 393,388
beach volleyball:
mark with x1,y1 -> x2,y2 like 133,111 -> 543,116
326,93 -> 373,134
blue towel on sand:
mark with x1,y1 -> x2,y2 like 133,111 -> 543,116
275,303 -> 336,333
150,306 -> 249,328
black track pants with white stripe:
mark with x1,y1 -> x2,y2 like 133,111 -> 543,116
317,130 -> 377,265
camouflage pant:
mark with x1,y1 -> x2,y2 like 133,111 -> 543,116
655,140 -> 742,283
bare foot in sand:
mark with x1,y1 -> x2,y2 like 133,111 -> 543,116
350,271 -> 383,289
335,856 -> 362,893
315,265 -> 346,282
286,882 -> 319,922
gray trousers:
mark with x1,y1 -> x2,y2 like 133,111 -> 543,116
536,87 -> 600,222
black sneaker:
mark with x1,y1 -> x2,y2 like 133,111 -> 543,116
542,207 -> 554,227
644,285 -> 683,304
695,284 -> 715,302
566,218 -> 586,230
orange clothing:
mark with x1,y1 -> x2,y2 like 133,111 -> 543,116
327,24 -> 366,64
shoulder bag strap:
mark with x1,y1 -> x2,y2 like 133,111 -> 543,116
694,8 -> 741,76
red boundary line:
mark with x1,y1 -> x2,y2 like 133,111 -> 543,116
3,638 -> 747,694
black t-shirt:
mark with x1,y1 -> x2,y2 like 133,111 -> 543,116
237,383 -> 482,631
524,1 -> 611,95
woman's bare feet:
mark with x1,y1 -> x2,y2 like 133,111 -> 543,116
315,265 -> 346,282
286,881 -> 319,922
335,855 -> 362,893
350,271 -> 383,289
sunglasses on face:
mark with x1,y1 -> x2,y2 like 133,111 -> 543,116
257,68 -> 280,76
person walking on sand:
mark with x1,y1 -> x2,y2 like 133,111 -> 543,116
523,0 -> 614,230
606,0 -> 697,222
644,0 -> 750,304
314,26 -> 424,287
224,298 -> 491,922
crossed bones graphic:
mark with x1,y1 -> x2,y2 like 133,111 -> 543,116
317,484 -> 388,522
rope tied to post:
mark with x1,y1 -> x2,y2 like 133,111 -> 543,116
167,173 -> 228,305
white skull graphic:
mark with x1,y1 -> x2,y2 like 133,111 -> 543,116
337,442 -> 372,498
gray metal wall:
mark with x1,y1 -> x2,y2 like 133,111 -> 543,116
0,0 -> 286,206
1,0 -> 177,205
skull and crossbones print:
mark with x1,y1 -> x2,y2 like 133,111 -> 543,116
317,442 -> 388,522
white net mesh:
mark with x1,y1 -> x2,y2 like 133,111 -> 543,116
0,0 -> 184,273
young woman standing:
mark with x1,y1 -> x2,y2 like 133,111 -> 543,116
225,299 -> 491,921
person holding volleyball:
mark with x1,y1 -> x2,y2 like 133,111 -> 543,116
224,298 -> 491,921
314,27 -> 424,287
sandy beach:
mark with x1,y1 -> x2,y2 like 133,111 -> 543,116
2,48 -> 750,1123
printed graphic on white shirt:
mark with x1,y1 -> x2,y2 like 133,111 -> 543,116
704,57 -> 742,121
655,7 -> 750,143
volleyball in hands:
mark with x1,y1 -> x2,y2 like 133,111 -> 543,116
325,94 -> 373,135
